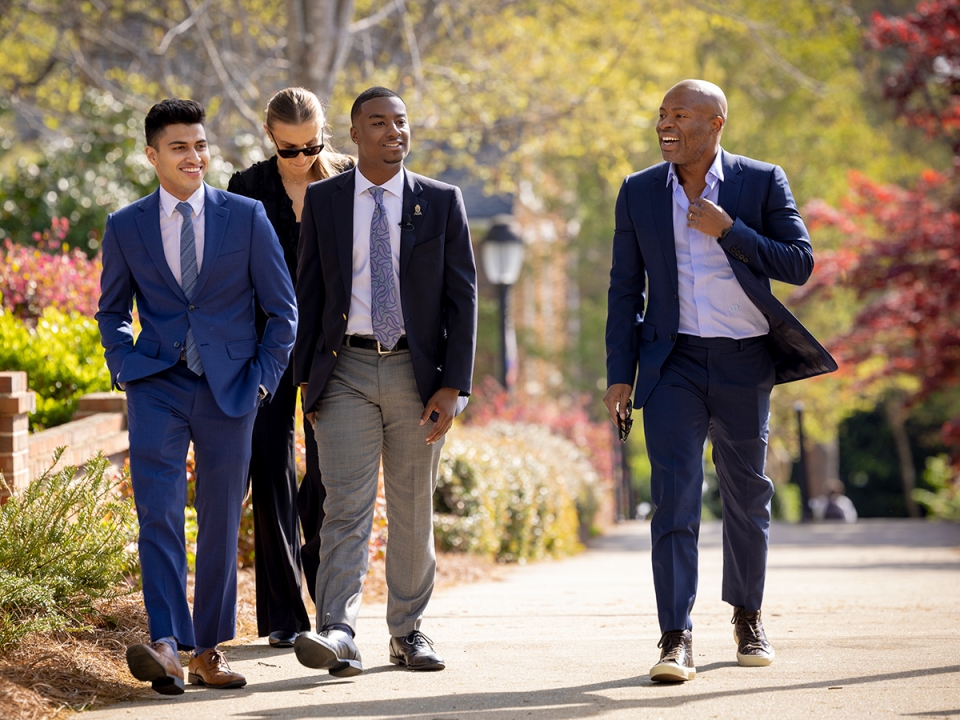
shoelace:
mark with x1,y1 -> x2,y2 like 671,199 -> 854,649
405,630 -> 434,647
657,631 -> 687,662
206,649 -> 230,670
733,610 -> 767,651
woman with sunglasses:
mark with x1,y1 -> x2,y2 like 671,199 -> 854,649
228,87 -> 354,648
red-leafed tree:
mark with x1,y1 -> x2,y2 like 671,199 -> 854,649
795,0 -> 960,514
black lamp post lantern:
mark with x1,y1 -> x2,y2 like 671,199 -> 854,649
481,218 -> 525,390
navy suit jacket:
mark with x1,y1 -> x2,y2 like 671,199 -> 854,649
294,168 -> 477,415
606,150 -> 837,410
97,184 -> 298,418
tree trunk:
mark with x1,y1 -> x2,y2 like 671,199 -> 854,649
286,0 -> 356,101
884,393 -> 921,518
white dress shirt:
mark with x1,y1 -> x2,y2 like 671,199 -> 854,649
347,168 -> 406,337
158,184 -> 206,287
668,149 -> 768,339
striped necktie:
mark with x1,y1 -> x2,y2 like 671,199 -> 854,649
176,202 -> 204,375
368,186 -> 402,349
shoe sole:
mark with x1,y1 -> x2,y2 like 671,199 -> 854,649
187,672 -> 247,688
268,638 -> 295,648
650,661 -> 696,682
294,636 -> 363,676
126,646 -> 184,695
389,653 -> 445,671
737,651 -> 774,667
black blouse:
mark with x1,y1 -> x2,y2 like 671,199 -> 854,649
227,154 -> 354,334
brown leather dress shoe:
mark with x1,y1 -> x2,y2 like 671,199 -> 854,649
650,629 -> 696,682
732,607 -> 775,666
126,641 -> 184,695
187,648 -> 247,689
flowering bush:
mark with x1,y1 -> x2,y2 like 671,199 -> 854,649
435,422 -> 594,562
0,218 -> 102,323
466,377 -> 613,483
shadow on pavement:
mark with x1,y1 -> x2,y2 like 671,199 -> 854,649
110,663 -> 960,718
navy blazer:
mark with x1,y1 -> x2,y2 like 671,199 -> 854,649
97,184 -> 298,418
606,150 -> 836,410
294,168 -> 477,415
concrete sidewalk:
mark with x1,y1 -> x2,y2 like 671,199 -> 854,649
80,519 -> 960,719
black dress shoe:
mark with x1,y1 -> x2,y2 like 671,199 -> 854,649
268,630 -> 298,648
389,630 -> 445,671
294,628 -> 363,677
732,607 -> 775,667
650,629 -> 695,682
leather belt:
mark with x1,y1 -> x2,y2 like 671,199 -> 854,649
343,335 -> 408,354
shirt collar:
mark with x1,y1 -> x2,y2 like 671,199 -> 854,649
159,183 -> 206,218
355,167 -> 405,200
666,148 -> 726,188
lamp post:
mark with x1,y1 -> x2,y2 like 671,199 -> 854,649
481,218 -> 525,390
794,402 -> 813,521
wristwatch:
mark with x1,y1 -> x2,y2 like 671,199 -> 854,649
718,224 -> 733,241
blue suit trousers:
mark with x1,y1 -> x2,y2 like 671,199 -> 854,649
643,334 -> 775,633
126,362 -> 257,650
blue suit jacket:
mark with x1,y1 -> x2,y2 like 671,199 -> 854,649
97,184 -> 298,418
606,150 -> 837,410
293,168 -> 477,415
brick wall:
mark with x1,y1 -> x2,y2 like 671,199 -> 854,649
0,373 -> 128,502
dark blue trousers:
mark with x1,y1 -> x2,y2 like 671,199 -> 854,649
126,362 -> 257,650
643,334 -> 775,633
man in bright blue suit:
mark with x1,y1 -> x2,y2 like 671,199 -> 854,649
97,99 -> 297,695
603,80 -> 836,684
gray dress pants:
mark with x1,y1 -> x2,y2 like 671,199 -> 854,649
312,346 -> 443,636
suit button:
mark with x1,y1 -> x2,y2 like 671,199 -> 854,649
332,350 -> 337,357
342,313 -> 347,320
174,341 -> 181,348
670,334 -> 677,341
189,305 -> 195,311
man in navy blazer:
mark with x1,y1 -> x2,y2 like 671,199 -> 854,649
97,99 -> 297,694
292,87 -> 476,676
604,80 -> 835,683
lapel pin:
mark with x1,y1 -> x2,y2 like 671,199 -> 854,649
414,204 -> 422,216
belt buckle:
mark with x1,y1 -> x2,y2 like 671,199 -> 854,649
376,339 -> 391,356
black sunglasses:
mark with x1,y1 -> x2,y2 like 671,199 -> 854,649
272,128 -> 325,159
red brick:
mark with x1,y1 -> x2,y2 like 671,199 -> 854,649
0,372 -> 27,394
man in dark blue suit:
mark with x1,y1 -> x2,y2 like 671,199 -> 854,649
603,80 -> 835,683
292,87 -> 476,676
97,99 -> 297,694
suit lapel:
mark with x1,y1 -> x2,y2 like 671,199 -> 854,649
136,189 -> 185,300
194,183 -> 227,299
718,150 -> 743,221
333,170 -> 356,298
650,166 -> 679,295
399,169 -> 425,281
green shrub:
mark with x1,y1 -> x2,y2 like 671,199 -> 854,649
0,449 -> 139,649
0,307 -> 111,430
434,422 -> 598,562
772,481 -> 803,523
913,455 -> 960,522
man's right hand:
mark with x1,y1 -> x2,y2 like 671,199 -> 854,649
603,383 -> 633,425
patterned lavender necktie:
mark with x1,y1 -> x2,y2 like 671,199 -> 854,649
176,202 -> 204,375
368,187 -> 402,349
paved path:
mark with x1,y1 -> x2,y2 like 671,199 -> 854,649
81,519 -> 960,719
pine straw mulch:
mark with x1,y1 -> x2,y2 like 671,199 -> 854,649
0,552 -> 500,719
